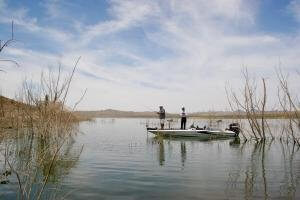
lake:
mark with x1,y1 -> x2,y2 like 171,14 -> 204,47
1,118 -> 300,199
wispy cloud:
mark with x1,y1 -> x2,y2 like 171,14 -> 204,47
42,0 -> 62,19
0,0 -> 299,112
0,4 -> 71,44
288,0 -> 300,22
81,0 -> 158,45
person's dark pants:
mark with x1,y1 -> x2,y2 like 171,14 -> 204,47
181,117 -> 186,129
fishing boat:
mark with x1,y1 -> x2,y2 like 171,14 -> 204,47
147,123 -> 240,140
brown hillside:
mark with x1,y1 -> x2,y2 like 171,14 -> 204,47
0,96 -> 88,129
75,109 -> 179,118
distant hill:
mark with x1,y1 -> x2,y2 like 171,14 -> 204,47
75,109 -> 297,119
0,95 -> 29,113
2,95 -> 296,120
0,95 -> 24,105
75,109 -> 179,118
75,109 -> 237,118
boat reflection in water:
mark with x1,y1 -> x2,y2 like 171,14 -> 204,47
148,136 -> 238,167
147,136 -> 300,199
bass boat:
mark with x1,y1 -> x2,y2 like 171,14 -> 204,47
147,123 -> 240,140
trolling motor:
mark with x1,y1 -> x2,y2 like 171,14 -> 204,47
228,123 -> 240,136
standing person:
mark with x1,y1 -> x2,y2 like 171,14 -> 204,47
181,107 -> 187,130
157,106 -> 166,129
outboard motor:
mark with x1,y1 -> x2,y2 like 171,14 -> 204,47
228,123 -> 240,136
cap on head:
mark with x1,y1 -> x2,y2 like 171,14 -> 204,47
159,106 -> 163,108
182,107 -> 185,110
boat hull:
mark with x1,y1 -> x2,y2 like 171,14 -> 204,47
147,129 -> 237,139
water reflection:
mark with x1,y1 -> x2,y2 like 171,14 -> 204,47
229,137 -> 240,147
0,127 -> 82,198
158,138 -> 165,166
226,139 -> 300,199
2,118 -> 298,199
180,142 -> 186,167
148,137 -> 189,167
279,140 -> 299,199
147,135 -> 300,199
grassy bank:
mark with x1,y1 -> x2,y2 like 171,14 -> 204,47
0,95 -> 91,130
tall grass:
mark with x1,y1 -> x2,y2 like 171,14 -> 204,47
0,58 -> 85,199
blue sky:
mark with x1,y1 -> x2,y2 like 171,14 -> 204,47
0,0 -> 300,112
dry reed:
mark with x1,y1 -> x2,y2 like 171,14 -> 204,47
0,58 -> 86,199
226,68 -> 272,140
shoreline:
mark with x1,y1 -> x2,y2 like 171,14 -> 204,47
75,112 -> 300,119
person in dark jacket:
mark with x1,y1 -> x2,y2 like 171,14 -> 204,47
157,106 -> 166,129
181,107 -> 187,129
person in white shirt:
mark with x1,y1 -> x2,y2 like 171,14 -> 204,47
181,107 -> 187,129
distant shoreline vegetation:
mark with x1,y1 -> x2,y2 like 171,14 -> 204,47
74,109 -> 300,119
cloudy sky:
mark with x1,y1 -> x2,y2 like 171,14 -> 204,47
0,0 -> 300,112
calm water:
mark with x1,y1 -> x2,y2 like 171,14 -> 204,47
1,118 -> 300,199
